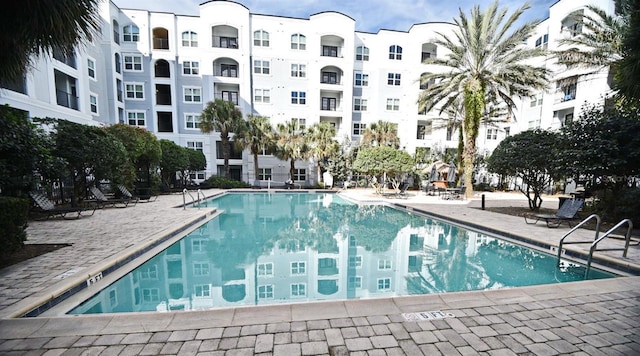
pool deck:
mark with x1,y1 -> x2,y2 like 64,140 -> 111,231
1,189 -> 639,355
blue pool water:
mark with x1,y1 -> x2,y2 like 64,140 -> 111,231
69,192 -> 614,314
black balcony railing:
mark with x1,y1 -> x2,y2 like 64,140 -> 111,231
56,90 -> 79,110
153,37 -> 169,50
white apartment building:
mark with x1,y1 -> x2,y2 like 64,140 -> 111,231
0,0 -> 614,187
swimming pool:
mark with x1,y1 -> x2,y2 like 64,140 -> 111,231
69,192 -> 614,314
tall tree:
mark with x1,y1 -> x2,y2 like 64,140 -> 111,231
105,124 -> 161,190
616,0 -> 640,99
361,120 -> 400,148
233,115 -> 274,183
0,0 -> 100,82
275,120 -> 307,181
200,99 -> 244,178
417,1 -> 549,197
307,122 -> 339,184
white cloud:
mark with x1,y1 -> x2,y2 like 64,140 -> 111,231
112,0 -> 558,33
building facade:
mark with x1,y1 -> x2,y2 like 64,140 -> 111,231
0,0 -> 614,187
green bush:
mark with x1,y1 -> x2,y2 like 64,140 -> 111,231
205,176 -> 251,189
0,197 -> 30,257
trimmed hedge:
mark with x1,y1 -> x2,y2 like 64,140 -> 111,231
0,197 -> 29,257
204,176 -> 251,189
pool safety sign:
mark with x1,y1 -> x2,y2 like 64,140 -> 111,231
402,311 -> 456,321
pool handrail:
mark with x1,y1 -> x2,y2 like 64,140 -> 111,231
556,214 -> 601,263
585,218 -> 634,278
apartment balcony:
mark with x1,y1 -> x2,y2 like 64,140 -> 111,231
212,35 -> 238,49
56,90 -> 79,110
214,92 -> 239,105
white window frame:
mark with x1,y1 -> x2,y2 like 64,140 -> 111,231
291,33 -> 306,50
253,30 -> 270,47
183,61 -> 199,75
349,255 -> 363,268
258,262 -> 274,277
187,141 -> 204,152
194,284 -> 210,297
89,93 -> 98,115
185,114 -> 201,129
193,262 -> 210,276
254,88 -> 270,103
353,123 -> 366,135
123,55 -> 142,71
140,265 -> 158,280
354,72 -> 369,87
142,288 -> 159,303
258,284 -> 274,299
87,57 -> 96,80
123,24 -> 139,42
356,46 -> 369,61
109,289 -> 118,307
387,73 -> 401,86
348,276 -> 362,289
183,86 -> 202,103
389,45 -> 402,60
293,168 -> 306,182
125,83 -> 144,100
291,261 -> 306,275
377,278 -> 391,291
192,239 -> 206,252
290,63 -> 306,78
182,31 -> 198,47
292,117 -> 306,129
126,111 -> 146,127
291,91 -> 306,105
486,128 -> 498,140
258,168 -> 272,180
253,59 -> 270,75
290,283 -> 307,298
378,259 -> 392,270
386,98 -> 400,111
354,98 -> 367,111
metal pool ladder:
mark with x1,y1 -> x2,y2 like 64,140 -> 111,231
182,189 -> 208,209
557,214 -> 634,278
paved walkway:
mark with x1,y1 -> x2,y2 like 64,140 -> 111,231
0,189 -> 639,355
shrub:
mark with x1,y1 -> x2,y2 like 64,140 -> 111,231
205,176 -> 251,189
0,197 -> 29,257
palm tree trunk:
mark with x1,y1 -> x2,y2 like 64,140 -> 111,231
222,137 -> 230,178
462,80 -> 484,198
290,159 -> 295,180
253,152 -> 260,182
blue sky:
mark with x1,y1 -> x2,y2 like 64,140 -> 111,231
113,0 -> 557,33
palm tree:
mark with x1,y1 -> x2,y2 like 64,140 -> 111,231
361,120 -> 400,148
307,122 -> 339,184
417,1 -> 550,197
200,99 -> 244,178
0,0 -> 100,82
233,115 -> 275,184
275,120 -> 308,182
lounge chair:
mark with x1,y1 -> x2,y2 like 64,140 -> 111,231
398,182 -> 410,197
116,184 -> 150,203
29,191 -> 96,219
524,198 -> 584,228
89,186 -> 133,208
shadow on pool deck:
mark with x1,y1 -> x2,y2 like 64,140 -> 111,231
0,189 -> 639,355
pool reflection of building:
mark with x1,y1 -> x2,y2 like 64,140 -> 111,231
73,194 -> 502,314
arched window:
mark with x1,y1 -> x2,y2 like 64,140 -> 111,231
112,20 -> 120,44
154,59 -> 170,78
253,30 -> 269,47
153,28 -> 169,50
356,46 -> 369,61
123,24 -> 139,42
182,31 -> 198,47
291,33 -> 306,50
389,45 -> 402,60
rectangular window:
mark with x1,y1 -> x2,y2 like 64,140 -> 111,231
183,61 -> 199,75
220,64 -> 238,77
124,55 -> 142,71
187,141 -> 204,152
254,89 -> 270,103
258,168 -> 272,180
291,63 -> 306,78
349,256 -> 362,268
291,283 -> 306,297
293,168 -> 306,181
184,87 -> 202,103
125,83 -> 144,99
354,72 -> 369,87
194,284 -> 210,297
353,123 -> 366,135
322,71 -> 338,84
386,98 -> 400,111
258,262 -> 274,277
193,262 -> 210,276
142,288 -> 159,302
109,289 -> 117,307
220,91 -> 238,105
348,276 -> 362,289
377,278 -> 391,291
253,30 -> 269,47
356,46 -> 369,61
354,98 -> 367,111
258,285 -> 274,299
192,239 -> 206,252
87,58 -> 96,79
446,126 -> 453,141
486,128 -> 498,140
292,118 -> 306,129
127,111 -> 145,127
378,259 -> 392,270
185,114 -> 201,129
253,60 -> 270,74
89,94 -> 98,114
291,261 -> 306,275
291,91 -> 306,105
140,265 -> 158,280
387,73 -> 401,86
